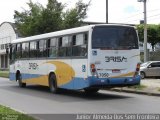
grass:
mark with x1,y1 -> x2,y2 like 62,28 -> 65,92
158,88 -> 160,92
0,104 -> 36,120
128,84 -> 147,90
0,71 -> 9,78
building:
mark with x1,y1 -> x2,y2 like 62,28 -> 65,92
139,41 -> 152,52
0,22 -> 20,70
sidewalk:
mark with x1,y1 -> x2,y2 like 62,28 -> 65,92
110,79 -> 160,96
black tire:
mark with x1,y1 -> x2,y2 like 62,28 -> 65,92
140,72 -> 145,79
49,73 -> 58,93
17,73 -> 26,88
84,88 -> 99,94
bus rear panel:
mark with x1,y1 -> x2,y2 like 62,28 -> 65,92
86,25 -> 141,89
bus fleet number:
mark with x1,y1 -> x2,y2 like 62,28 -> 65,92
99,73 -> 109,78
29,63 -> 38,70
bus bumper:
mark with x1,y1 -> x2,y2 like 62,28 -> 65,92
60,76 -> 141,90
87,75 -> 141,88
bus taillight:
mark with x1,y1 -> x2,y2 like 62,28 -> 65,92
134,63 -> 141,77
136,63 -> 140,71
91,64 -> 96,72
90,64 -> 97,76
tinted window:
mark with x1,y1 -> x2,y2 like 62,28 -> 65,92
150,62 -> 160,67
58,36 -> 72,57
10,44 -> 16,61
22,42 -> 29,58
49,38 -> 58,57
92,26 -> 138,49
37,40 -> 47,57
16,43 -> 21,59
72,33 -> 88,57
30,41 -> 37,58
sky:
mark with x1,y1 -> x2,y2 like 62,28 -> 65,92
0,0 -> 160,25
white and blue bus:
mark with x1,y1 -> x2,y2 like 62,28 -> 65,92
9,24 -> 141,93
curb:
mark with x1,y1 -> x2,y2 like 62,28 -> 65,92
109,88 -> 160,97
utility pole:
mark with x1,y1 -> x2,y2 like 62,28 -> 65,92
144,0 -> 147,62
138,0 -> 147,62
106,0 -> 108,24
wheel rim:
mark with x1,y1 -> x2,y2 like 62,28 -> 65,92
141,73 -> 145,79
18,74 -> 22,84
17,74 -> 26,87
49,74 -> 57,92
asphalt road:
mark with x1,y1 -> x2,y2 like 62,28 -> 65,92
0,77 -> 160,120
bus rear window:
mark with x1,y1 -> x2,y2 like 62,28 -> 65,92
92,26 -> 138,49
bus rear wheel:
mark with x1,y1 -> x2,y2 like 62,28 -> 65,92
17,73 -> 26,88
49,73 -> 58,93
84,88 -> 99,94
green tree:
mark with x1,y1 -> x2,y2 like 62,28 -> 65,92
39,0 -> 64,33
147,25 -> 159,51
62,0 -> 91,29
157,24 -> 160,41
136,24 -> 144,42
14,0 -> 90,37
136,24 -> 160,51
14,0 -> 44,36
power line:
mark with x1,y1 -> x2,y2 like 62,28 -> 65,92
117,9 -> 160,21
147,15 -> 160,21
118,8 -> 160,23
148,13 -> 160,18
124,13 -> 160,23
147,8 -> 160,13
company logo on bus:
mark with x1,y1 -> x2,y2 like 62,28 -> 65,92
105,56 -> 127,62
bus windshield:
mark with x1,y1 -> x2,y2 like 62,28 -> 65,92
92,26 -> 138,49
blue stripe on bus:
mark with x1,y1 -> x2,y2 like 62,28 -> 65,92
9,73 -> 41,81
60,76 -> 141,90
10,72 -> 141,90
9,73 -> 16,81
59,77 -> 90,90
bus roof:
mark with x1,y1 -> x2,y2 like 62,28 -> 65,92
12,24 -> 134,44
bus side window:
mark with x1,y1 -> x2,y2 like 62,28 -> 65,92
43,40 -> 47,57
72,33 -> 88,57
30,41 -> 37,58
66,36 -> 72,57
38,40 -> 47,58
58,37 -> 63,57
49,38 -> 58,58
22,42 -> 29,58
16,43 -> 22,59
10,44 -> 16,63
58,36 -> 71,57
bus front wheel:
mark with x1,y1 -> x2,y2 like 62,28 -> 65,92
17,73 -> 26,88
49,73 -> 58,93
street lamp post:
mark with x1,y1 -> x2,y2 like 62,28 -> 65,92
138,0 -> 148,62
106,0 -> 108,24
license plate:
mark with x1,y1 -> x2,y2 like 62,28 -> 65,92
112,69 -> 120,73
